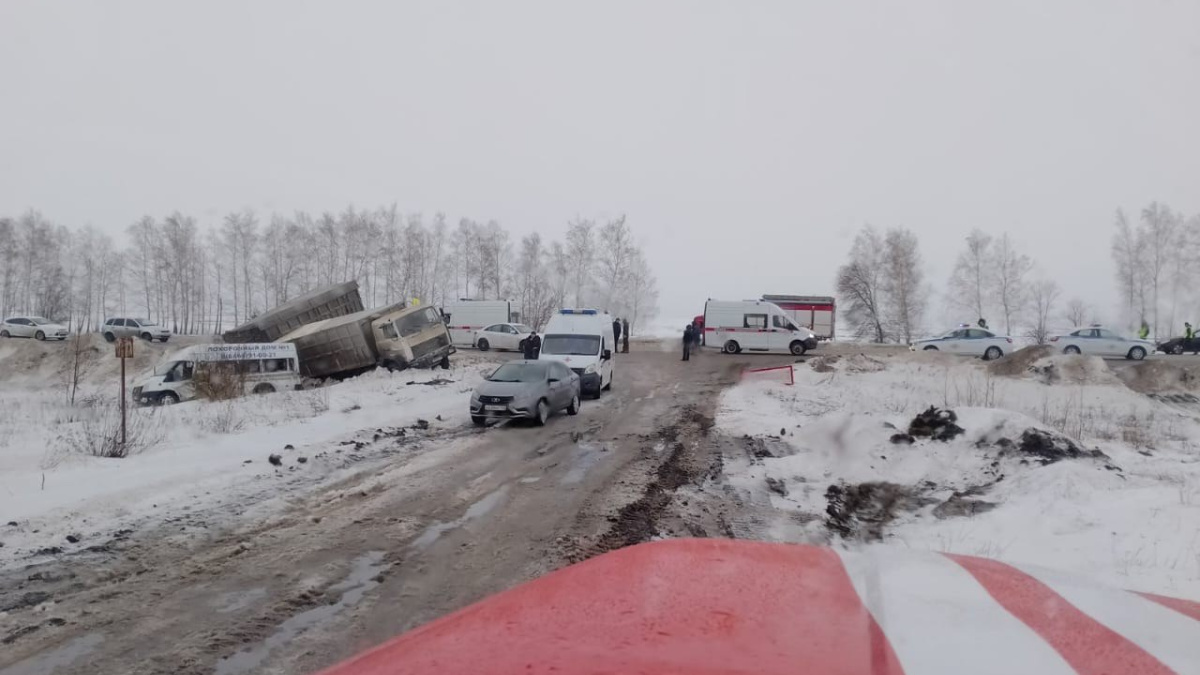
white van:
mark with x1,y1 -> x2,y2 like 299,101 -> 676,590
442,300 -> 518,347
538,309 -> 614,399
703,300 -> 818,356
132,343 -> 301,405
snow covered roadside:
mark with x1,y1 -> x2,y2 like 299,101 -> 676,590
0,359 -> 491,565
717,351 -> 1200,600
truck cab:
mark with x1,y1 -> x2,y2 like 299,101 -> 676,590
373,305 -> 457,370
538,309 -> 614,399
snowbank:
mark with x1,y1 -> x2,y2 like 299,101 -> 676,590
717,355 -> 1200,599
0,358 -> 492,563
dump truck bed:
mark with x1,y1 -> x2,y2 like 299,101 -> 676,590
223,281 -> 363,343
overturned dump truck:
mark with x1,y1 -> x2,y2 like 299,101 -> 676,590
223,280 -> 363,343
277,303 -> 455,379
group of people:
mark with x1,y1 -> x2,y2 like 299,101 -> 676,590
612,318 -> 631,354
681,318 -> 704,361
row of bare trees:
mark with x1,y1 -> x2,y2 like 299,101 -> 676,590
0,208 -> 659,335
1111,202 -> 1200,339
838,224 -> 1105,344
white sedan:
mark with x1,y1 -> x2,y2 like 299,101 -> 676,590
1050,326 -> 1153,360
0,316 -> 70,341
911,327 -> 1013,360
473,323 -> 534,351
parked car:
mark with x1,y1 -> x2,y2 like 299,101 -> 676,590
470,360 -> 581,426
910,326 -> 1013,360
1050,326 -> 1152,360
1156,335 -> 1199,355
0,316 -> 69,341
101,317 -> 172,343
473,323 -> 534,351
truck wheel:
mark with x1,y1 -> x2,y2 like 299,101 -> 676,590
603,372 -> 612,391
158,392 -> 179,405
477,338 -> 490,351
472,415 -> 487,427
103,332 -> 116,343
789,340 -> 806,356
723,340 -> 740,354
253,383 -> 276,394
440,355 -> 451,370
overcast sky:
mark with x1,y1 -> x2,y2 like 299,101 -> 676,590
2,0 -> 1198,325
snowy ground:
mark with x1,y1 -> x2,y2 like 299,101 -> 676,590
717,350 -> 1200,599
0,348 -> 498,564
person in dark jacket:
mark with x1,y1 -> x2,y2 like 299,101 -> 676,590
621,318 -> 630,353
612,318 -> 622,349
977,318 -> 989,330
682,325 -> 694,361
523,333 -> 541,360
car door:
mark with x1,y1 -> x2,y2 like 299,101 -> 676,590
941,329 -> 964,353
770,315 -> 792,351
1096,329 -> 1124,356
13,318 -> 33,337
965,329 -> 993,356
499,324 -> 520,351
553,363 -> 573,408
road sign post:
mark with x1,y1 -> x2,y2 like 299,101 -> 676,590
116,337 -> 134,447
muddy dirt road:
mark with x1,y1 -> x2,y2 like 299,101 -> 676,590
0,344 -> 799,675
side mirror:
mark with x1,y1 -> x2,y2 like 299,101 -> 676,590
602,349 -> 612,360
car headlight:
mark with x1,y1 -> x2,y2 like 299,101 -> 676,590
585,363 -> 597,374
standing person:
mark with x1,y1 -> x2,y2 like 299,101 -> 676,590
682,324 -> 694,361
691,320 -> 703,355
977,318 -> 989,330
621,318 -> 630,353
612,317 -> 622,351
523,332 -> 541,360
1138,320 -> 1150,340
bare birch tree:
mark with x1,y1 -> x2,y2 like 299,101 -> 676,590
1065,298 -> 1089,328
881,227 -> 926,343
1027,278 -> 1060,344
992,233 -> 1033,336
836,226 -> 889,342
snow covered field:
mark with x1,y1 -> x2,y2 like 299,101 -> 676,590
717,350 -> 1200,599
0,347 -> 495,563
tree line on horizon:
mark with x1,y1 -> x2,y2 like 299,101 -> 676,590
0,207 -> 659,336
836,201 -> 1198,344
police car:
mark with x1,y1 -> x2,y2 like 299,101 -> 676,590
910,324 -> 1013,360
1050,325 -> 1153,360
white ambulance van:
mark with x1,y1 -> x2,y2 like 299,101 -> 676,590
442,300 -> 517,347
132,343 -> 301,405
538,309 -> 614,399
703,300 -> 818,356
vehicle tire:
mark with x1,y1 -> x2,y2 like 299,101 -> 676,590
159,336 -> 169,343
1172,344 -> 1184,355
140,332 -> 153,341
984,346 -> 1003,361
1127,347 -> 1147,361
103,332 -> 116,343
535,399 -> 549,426
158,392 -> 180,405
472,415 -> 487,427
603,372 -> 612,391
723,340 -> 740,354
567,393 -> 580,416
477,338 -> 490,351
789,340 -> 806,356
0,330 -> 8,338
34,330 -> 45,341
440,355 -> 451,370
1063,345 -> 1081,355
923,346 -> 939,351
252,383 -> 276,394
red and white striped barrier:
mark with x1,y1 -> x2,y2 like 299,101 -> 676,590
316,539 -> 1200,674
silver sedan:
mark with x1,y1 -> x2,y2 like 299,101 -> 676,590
470,360 -> 581,426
